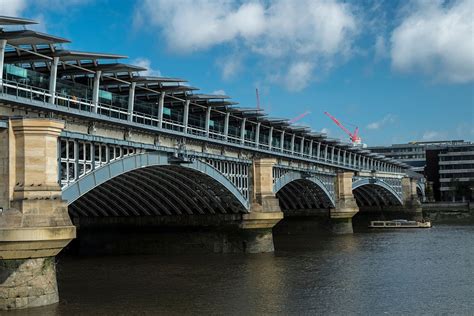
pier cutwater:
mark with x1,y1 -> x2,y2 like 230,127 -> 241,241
0,16 -> 425,310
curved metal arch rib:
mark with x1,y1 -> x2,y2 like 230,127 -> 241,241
416,182 -> 426,202
273,171 -> 336,207
62,152 -> 250,210
352,178 -> 403,206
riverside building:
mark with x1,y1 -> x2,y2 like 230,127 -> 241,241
369,140 -> 474,202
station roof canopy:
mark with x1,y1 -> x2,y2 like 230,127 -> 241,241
0,16 -> 37,26
4,48 -> 127,64
307,132 -> 327,139
189,94 -> 230,100
57,63 -> 147,76
0,30 -> 70,46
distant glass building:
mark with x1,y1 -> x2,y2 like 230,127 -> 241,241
368,140 -> 474,202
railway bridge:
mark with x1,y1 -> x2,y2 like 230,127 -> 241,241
0,16 -> 422,310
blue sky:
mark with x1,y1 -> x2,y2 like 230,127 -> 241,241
2,0 -> 473,145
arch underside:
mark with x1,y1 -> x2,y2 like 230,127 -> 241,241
276,179 -> 334,211
353,184 -> 402,207
69,165 -> 247,217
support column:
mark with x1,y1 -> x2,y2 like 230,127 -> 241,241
205,106 -> 212,137
280,131 -> 285,152
183,99 -> 190,134
48,57 -> 59,104
241,158 -> 283,252
240,118 -> 246,145
0,118 -> 76,310
309,140 -> 313,158
330,172 -> 359,234
317,142 -> 321,159
0,39 -> 7,89
157,92 -> 165,129
127,81 -> 136,122
91,70 -> 102,114
268,126 -> 273,150
401,177 -> 422,220
255,122 -> 260,147
224,112 -> 230,141
300,137 -> 304,155
290,134 -> 295,154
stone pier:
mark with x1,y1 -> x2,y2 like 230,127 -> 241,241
0,118 -> 75,310
240,158 -> 283,252
330,172 -> 359,234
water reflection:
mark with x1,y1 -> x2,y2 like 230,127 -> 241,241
4,225 -> 474,315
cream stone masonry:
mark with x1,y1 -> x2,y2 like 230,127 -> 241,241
0,118 -> 76,310
330,172 -> 360,234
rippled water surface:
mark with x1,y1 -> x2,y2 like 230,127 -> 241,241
8,225 -> 474,315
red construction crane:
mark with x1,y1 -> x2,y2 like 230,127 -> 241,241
324,111 -> 362,145
289,111 -> 311,123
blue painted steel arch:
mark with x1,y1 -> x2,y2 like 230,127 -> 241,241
273,171 -> 336,207
62,151 -> 250,210
352,178 -> 403,205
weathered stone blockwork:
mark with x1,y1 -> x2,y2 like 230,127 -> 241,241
0,258 -> 58,310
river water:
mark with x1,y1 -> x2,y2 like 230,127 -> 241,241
7,224 -> 474,315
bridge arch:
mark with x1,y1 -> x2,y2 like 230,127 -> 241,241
352,178 -> 403,207
62,152 -> 250,216
273,172 -> 335,210
416,182 -> 426,202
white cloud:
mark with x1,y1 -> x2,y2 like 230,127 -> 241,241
216,54 -> 242,80
321,127 -> 330,134
135,0 -> 358,91
132,58 -> 161,77
211,89 -> 226,96
374,35 -> 387,61
0,0 -> 26,16
283,61 -> 315,92
391,0 -> 474,83
367,114 -> 396,130
422,130 -> 446,141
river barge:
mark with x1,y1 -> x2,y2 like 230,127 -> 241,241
369,219 -> 431,228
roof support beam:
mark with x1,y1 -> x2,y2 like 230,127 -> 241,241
240,118 -> 246,145
158,92 -> 165,129
127,81 -> 136,122
0,39 -> 6,87
48,56 -> 59,104
92,70 -> 102,114
183,99 -> 190,134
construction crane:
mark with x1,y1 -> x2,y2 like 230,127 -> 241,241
289,111 -> 311,123
324,111 -> 362,145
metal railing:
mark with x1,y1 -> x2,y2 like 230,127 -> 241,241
0,78 -> 404,174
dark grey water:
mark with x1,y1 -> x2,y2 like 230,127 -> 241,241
7,225 -> 474,315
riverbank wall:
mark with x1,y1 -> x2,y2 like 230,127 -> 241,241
422,202 -> 473,224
